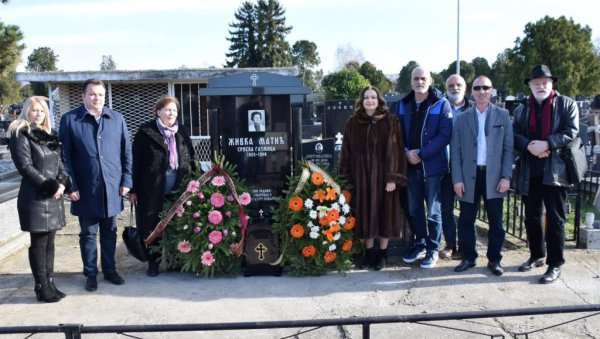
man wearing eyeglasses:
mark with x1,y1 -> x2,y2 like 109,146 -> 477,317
397,66 -> 452,269
439,74 -> 472,260
512,65 -> 579,284
451,76 -> 513,276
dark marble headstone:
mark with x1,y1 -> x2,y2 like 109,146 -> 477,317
302,138 -> 337,172
323,100 -> 354,138
219,95 -> 291,219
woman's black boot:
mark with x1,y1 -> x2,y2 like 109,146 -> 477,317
29,248 -> 59,303
47,276 -> 66,299
375,248 -> 388,271
34,283 -> 60,303
359,248 -> 376,269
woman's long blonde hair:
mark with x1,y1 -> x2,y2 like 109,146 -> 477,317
6,96 -> 51,137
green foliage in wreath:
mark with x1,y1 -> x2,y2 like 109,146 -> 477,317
272,161 -> 359,276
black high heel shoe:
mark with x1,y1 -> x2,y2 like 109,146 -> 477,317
34,283 -> 60,303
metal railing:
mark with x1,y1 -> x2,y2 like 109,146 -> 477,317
0,304 -> 598,338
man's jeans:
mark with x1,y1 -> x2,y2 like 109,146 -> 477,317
79,216 -> 117,277
407,166 -> 442,251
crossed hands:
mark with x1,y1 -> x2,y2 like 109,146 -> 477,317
527,140 -> 550,158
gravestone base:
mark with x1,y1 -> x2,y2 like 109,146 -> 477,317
579,228 -> 600,249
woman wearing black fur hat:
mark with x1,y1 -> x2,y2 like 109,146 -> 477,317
7,96 -> 71,302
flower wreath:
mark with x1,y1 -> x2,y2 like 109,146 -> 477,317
272,160 -> 358,276
148,156 -> 251,277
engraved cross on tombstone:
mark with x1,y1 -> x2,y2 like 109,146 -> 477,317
250,73 -> 259,87
255,242 -> 268,261
335,132 -> 344,145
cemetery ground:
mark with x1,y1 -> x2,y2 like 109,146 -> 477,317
0,201 -> 599,339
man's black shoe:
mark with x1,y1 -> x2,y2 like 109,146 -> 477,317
454,259 -> 475,272
85,276 -> 97,292
103,272 -> 125,285
518,257 -> 544,272
487,262 -> 504,276
539,266 -> 561,284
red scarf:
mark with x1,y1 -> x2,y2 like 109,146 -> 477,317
528,90 -> 555,140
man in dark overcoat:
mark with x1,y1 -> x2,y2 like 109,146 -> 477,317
59,78 -> 133,291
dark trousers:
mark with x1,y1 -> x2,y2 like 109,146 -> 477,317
79,216 -> 117,277
457,167 -> 505,263
523,176 -> 567,267
441,171 -> 457,248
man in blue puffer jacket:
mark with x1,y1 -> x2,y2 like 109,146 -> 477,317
396,66 -> 452,268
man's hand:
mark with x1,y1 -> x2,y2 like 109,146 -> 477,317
527,140 -> 550,158
406,149 -> 422,165
120,186 -> 130,196
69,191 -> 80,201
453,182 -> 464,198
497,178 -> 510,193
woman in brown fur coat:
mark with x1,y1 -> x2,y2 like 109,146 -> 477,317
339,86 -> 407,270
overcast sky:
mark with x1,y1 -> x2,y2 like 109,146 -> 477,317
2,0 -> 599,75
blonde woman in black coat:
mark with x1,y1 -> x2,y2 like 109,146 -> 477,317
129,95 -> 195,276
7,96 -> 71,302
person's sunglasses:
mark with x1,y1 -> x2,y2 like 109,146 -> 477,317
473,85 -> 491,91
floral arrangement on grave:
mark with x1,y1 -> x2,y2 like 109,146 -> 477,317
272,160 -> 358,276
146,155 -> 251,277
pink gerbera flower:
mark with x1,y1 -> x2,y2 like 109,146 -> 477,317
187,180 -> 200,193
201,251 -> 215,266
211,176 -> 226,187
175,205 -> 185,217
210,192 -> 225,208
239,192 -> 251,206
208,230 -> 223,244
177,240 -> 191,253
208,210 -> 223,225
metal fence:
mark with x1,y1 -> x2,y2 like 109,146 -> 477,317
0,304 -> 598,338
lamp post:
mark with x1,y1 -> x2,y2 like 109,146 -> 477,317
456,0 -> 460,75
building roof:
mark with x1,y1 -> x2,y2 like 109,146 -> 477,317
15,67 -> 300,83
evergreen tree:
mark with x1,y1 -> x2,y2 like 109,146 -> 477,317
504,15 -> 600,96
225,0 -> 292,68
0,20 -> 25,105
358,61 -> 392,94
440,61 -> 475,86
321,68 -> 369,100
225,2 -> 257,67
291,40 -> 321,91
26,46 -> 59,96
395,61 -> 419,95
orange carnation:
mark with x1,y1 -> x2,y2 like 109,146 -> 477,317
288,196 -> 303,211
311,172 -> 324,186
326,209 -> 339,221
290,224 -> 304,238
312,189 -> 326,203
342,239 -> 353,251
344,216 -> 356,230
324,251 -> 337,263
319,215 -> 330,227
342,190 -> 351,203
302,245 -> 316,257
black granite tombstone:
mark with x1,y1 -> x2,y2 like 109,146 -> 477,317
301,138 -> 337,173
323,100 -> 354,139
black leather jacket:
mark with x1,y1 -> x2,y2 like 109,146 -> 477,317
9,126 -> 71,232
512,91 -> 579,193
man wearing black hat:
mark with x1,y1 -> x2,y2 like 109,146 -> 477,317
512,64 -> 579,284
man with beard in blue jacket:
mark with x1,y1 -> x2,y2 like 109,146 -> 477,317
397,66 -> 452,268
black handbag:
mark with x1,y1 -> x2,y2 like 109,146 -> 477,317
122,205 -> 148,262
563,137 -> 587,185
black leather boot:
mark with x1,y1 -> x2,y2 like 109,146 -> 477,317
359,248 -> 376,269
375,248 -> 388,271
29,248 -> 60,303
45,243 -> 66,298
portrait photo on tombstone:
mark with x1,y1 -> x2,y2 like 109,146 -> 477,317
248,110 -> 266,132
